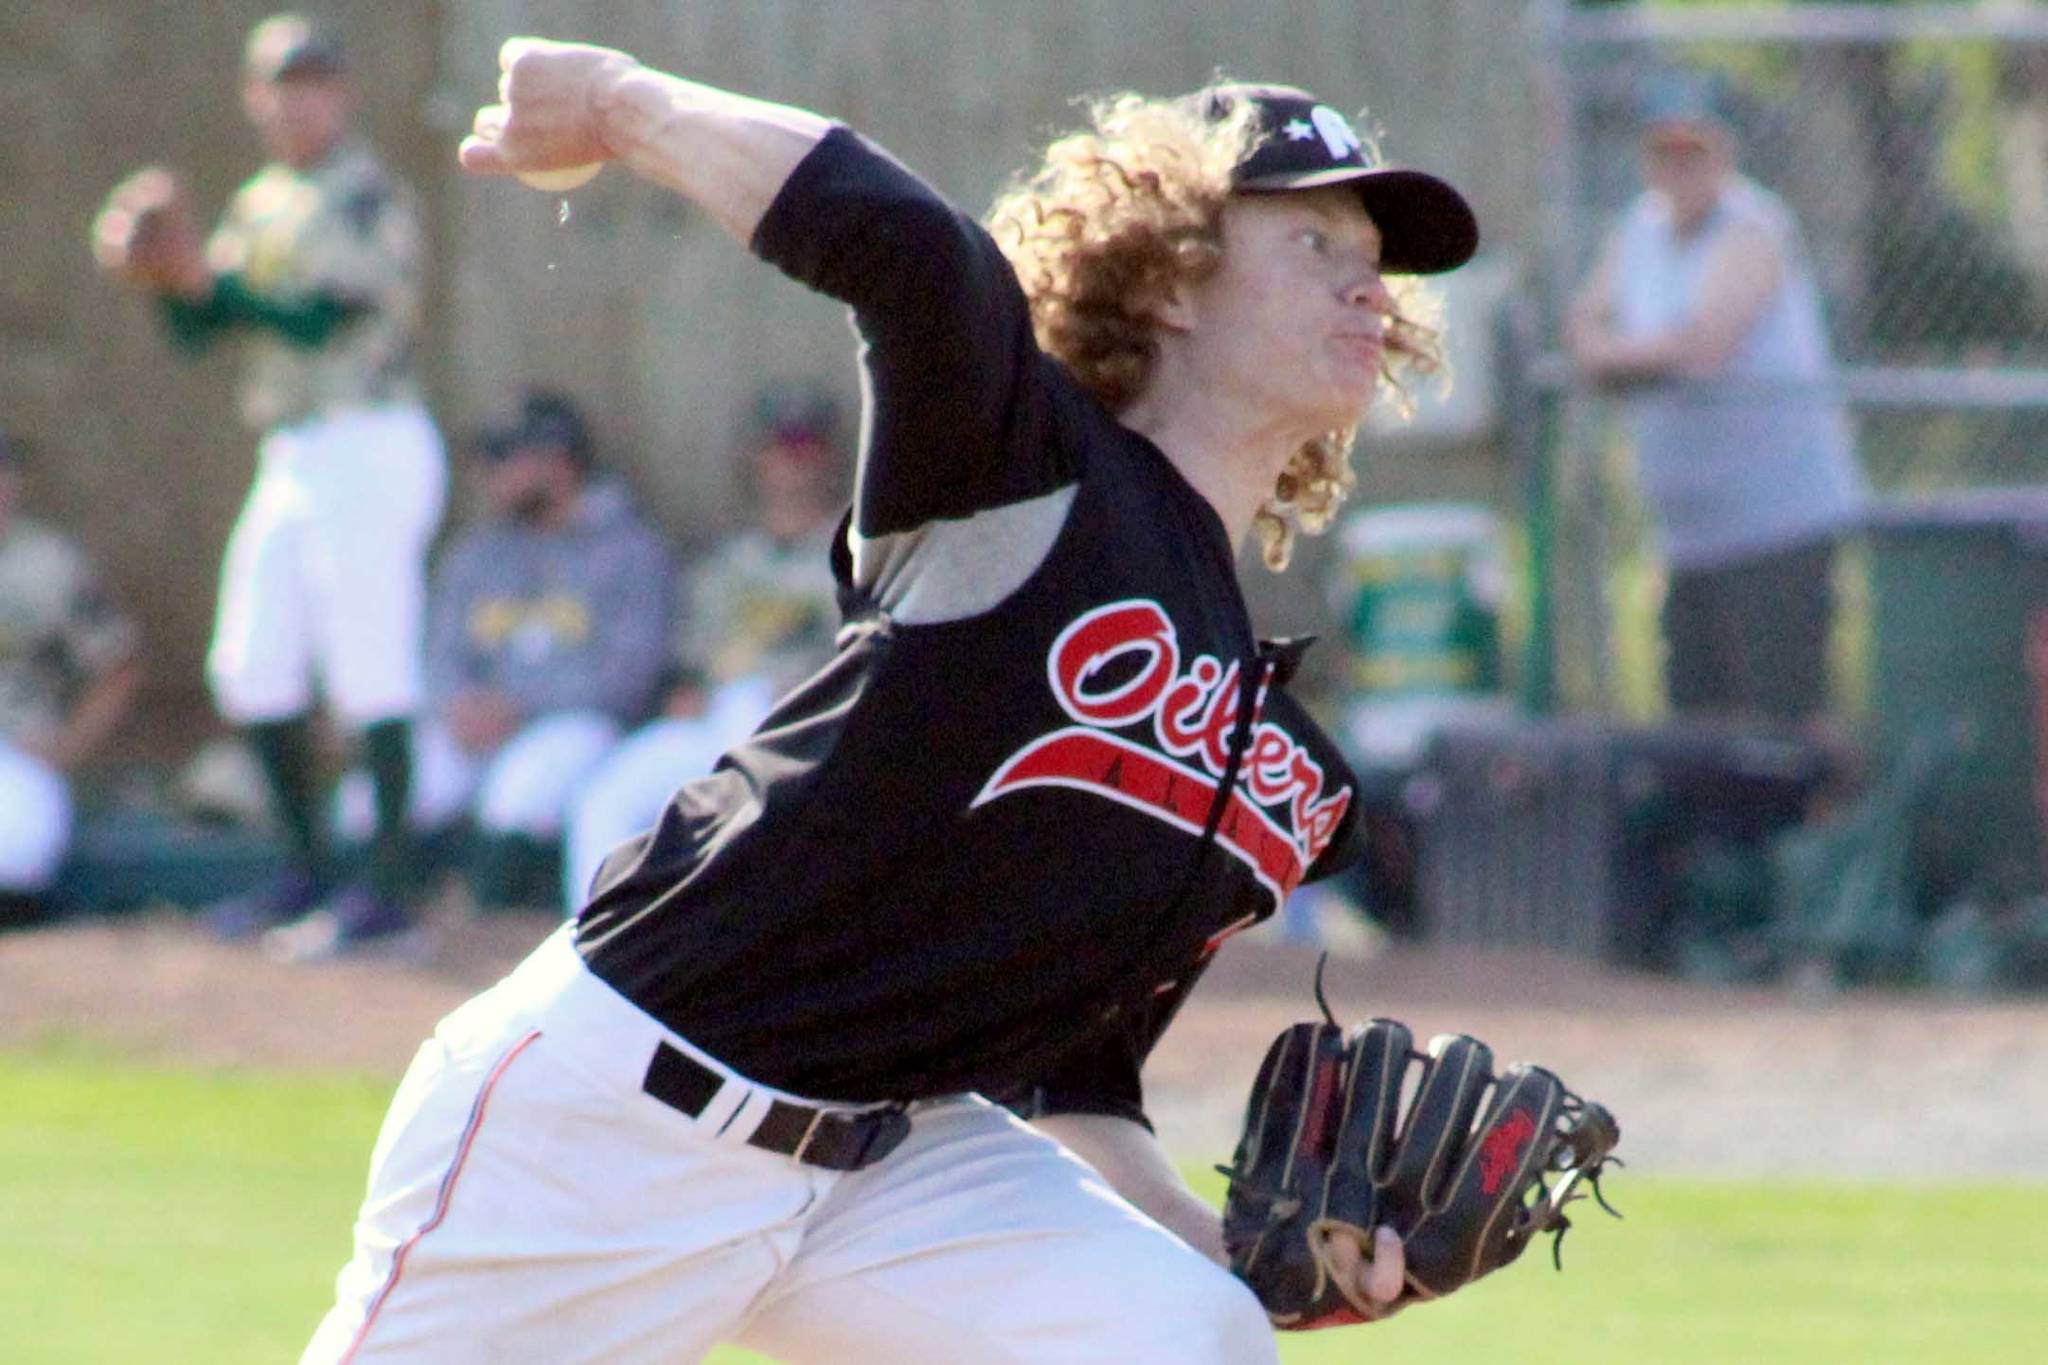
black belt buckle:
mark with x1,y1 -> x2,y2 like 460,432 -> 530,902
847,1104 -> 912,1169
777,1100 -> 911,1171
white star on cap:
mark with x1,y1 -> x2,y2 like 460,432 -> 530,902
1283,119 -> 1315,141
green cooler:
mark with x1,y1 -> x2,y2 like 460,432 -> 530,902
1864,490 -> 2048,903
1329,501 -> 1509,769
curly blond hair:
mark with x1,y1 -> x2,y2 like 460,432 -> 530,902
987,92 -> 1445,570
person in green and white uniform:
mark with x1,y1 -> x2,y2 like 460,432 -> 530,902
92,15 -> 446,958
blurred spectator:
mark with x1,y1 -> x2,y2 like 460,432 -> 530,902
562,382 -> 846,910
0,433 -> 142,922
1565,71 -> 1867,725
92,14 -> 444,955
336,390 -> 674,915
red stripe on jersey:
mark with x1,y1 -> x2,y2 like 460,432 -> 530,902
974,727 -> 1310,902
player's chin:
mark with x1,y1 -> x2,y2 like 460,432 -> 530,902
1313,376 -> 1380,434
1319,352 -> 1382,420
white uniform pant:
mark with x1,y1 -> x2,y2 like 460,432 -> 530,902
301,928 -> 1276,1365
208,404 -> 446,726
561,678 -> 773,909
0,740 -> 70,892
336,711 -> 622,840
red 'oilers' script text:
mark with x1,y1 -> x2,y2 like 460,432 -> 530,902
1478,1108 -> 1539,1196
971,599 -> 1352,905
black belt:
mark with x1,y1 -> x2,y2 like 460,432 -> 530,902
641,1041 -> 910,1172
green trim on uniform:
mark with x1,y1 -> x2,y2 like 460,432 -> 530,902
158,272 -> 363,354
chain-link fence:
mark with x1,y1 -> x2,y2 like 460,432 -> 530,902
1520,0 -> 2048,714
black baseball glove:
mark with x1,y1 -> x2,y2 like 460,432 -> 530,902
1218,1004 -> 1620,1329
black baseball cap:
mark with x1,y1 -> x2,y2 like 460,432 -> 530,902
244,14 -> 347,83
1200,83 -> 1478,275
479,390 -> 593,466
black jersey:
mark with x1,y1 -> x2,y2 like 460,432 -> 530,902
577,128 -> 1363,1124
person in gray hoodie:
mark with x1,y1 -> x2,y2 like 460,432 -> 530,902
300,389 -> 674,934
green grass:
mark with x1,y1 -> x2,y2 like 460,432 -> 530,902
0,1042 -> 395,1363
4,1045 -> 2044,1363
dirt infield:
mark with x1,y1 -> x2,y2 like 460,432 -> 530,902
5,906 -> 2045,1178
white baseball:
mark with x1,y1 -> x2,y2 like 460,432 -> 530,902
515,162 -> 603,193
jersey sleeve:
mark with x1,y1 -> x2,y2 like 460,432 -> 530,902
750,127 -> 1071,539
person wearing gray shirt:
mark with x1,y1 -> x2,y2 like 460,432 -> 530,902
1567,75 -> 1866,724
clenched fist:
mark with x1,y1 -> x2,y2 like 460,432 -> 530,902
458,37 -> 640,183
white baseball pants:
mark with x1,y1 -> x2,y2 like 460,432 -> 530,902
208,404 -> 446,726
0,740 -> 70,891
301,928 -> 1276,1365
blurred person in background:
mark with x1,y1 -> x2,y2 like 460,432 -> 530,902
90,13 -> 445,953
362,389 -> 675,921
0,433 -> 142,925
560,381 -> 845,908
1565,71 -> 1867,726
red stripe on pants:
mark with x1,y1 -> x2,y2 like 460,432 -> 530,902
339,1028 -> 545,1363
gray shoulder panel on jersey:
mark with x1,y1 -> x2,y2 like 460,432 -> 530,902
849,484 -> 1078,625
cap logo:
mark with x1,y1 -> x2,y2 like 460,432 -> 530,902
1291,105 -> 1363,163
